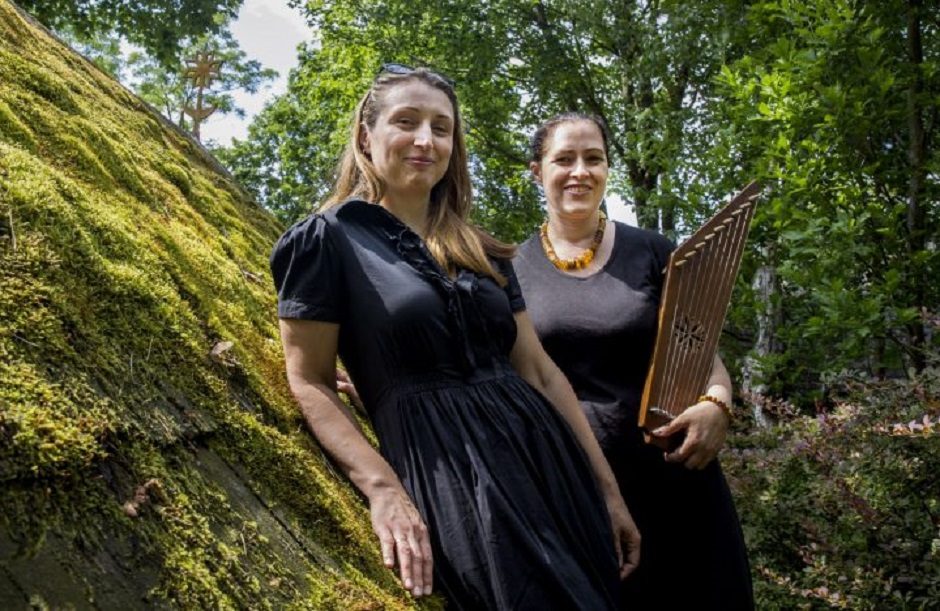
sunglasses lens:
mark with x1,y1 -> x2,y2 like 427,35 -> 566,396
380,63 -> 413,75
377,63 -> 456,88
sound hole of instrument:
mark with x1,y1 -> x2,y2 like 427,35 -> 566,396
674,313 -> 706,353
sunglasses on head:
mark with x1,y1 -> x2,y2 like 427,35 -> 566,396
378,62 -> 456,88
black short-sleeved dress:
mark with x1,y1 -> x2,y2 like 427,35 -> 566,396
515,221 -> 754,611
270,200 -> 620,610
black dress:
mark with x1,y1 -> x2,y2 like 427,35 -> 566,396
515,221 -> 754,611
270,200 -> 620,610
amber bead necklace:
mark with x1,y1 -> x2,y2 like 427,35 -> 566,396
540,211 -> 607,271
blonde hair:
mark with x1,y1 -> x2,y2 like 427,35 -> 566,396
323,68 -> 514,282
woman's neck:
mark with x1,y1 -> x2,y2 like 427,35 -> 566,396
380,193 -> 431,237
546,209 -> 602,246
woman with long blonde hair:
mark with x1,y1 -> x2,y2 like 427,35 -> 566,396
271,67 -> 640,609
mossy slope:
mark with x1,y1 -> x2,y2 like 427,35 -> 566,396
0,2 -> 434,608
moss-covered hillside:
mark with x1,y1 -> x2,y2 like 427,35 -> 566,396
0,2 -> 432,608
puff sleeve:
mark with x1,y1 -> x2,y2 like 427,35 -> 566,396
494,257 -> 526,313
269,214 -> 345,322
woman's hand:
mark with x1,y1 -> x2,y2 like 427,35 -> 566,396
370,487 -> 434,598
335,367 -> 363,411
605,493 -> 642,579
653,400 -> 730,470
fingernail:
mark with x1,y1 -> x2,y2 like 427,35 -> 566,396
653,427 -> 666,435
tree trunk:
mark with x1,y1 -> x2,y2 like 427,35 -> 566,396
629,160 -> 660,230
742,246 -> 778,427
906,0 -> 927,372
623,73 -> 661,231
661,202 -> 675,236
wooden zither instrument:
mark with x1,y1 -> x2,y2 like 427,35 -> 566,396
639,181 -> 761,449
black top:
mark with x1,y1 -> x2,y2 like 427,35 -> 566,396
515,221 -> 673,451
271,199 -> 525,415
270,200 -> 620,610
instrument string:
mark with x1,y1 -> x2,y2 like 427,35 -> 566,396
702,204 -> 751,394
700,222 -> 732,394
648,255 -> 676,420
690,222 -> 724,404
689,209 -> 730,409
694,210 -> 737,398
661,251 -> 689,416
669,235 -> 707,415
676,239 -> 709,414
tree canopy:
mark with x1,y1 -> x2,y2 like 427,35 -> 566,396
24,2 -> 277,143
223,0 -> 757,238
17,0 -> 243,67
714,0 -> 938,388
222,0 -> 937,392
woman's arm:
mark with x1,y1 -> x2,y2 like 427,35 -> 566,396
279,318 -> 432,597
652,354 -> 732,470
509,311 -> 641,579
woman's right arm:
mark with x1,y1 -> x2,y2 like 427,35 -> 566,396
279,318 -> 433,598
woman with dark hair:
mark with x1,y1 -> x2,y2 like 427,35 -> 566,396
513,112 -> 753,610
270,68 -> 640,609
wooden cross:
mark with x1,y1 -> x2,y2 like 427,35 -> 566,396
183,50 -> 223,142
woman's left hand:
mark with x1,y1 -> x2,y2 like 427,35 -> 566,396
336,367 -> 363,411
653,400 -> 730,470
605,493 -> 641,579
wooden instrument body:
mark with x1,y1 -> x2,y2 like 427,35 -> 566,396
638,182 -> 761,450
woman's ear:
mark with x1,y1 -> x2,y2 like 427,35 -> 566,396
359,124 -> 371,156
529,161 -> 542,183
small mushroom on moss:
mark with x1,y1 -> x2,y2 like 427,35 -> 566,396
210,340 -> 234,360
122,478 -> 166,518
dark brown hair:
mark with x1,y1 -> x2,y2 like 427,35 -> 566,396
529,112 -> 611,163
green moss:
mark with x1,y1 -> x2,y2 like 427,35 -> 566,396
74,118 -> 151,200
0,1 -> 425,607
0,48 -> 79,114
157,157 -> 194,196
47,131 -> 115,185
0,95 -> 36,149
0,359 -> 117,479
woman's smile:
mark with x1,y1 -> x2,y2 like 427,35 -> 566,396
531,119 -> 609,220
361,81 -> 454,205
564,183 -> 593,195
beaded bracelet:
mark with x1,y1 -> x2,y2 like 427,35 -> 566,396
698,394 -> 732,420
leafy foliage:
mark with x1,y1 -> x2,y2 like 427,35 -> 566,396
724,363 -> 940,609
223,0 -> 937,389
16,0 -> 243,67
712,0 -> 939,390
216,39 -> 378,224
